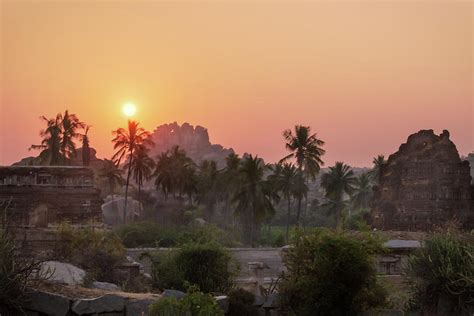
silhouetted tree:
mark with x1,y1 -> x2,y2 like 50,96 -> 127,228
196,160 -> 220,220
30,114 -> 63,165
99,159 -> 123,196
112,120 -> 153,223
368,155 -> 386,183
80,125 -> 92,166
233,155 -> 275,245
281,125 -> 325,223
351,173 -> 373,211
60,110 -> 84,164
125,146 -> 155,211
321,162 -> 356,231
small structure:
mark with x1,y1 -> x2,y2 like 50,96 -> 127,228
371,130 -> 474,231
0,166 -> 103,228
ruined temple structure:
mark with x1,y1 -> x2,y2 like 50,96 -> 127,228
0,166 -> 103,228
371,130 -> 474,231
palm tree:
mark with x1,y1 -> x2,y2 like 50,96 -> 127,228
125,147 -> 155,213
60,110 -> 84,164
196,160 -> 220,220
368,155 -> 386,183
280,125 -> 325,223
268,162 -> 306,242
154,152 -> 174,199
233,155 -> 275,245
351,173 -> 373,211
30,114 -> 63,165
99,159 -> 123,196
112,120 -> 153,223
321,162 -> 356,231
80,125 -> 92,166
220,153 -> 241,224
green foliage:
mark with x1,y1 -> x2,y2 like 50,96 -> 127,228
54,224 -> 126,283
115,221 -> 239,248
279,229 -> 387,315
258,226 -> 287,247
151,243 -> 237,294
345,209 -> 371,231
227,288 -> 258,316
0,230 -> 50,313
405,231 -> 474,315
149,286 -> 224,316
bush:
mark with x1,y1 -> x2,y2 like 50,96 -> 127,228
53,224 -> 126,283
405,231 -> 474,315
279,229 -> 387,316
149,286 -> 224,316
151,243 -> 237,294
115,222 -> 240,248
227,288 -> 258,316
0,230 -> 50,313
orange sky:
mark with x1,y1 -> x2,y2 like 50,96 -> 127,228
1,1 -> 472,167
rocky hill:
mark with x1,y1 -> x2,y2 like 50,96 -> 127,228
148,122 -> 234,167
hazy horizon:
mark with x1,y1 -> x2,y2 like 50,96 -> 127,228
1,1 -> 472,167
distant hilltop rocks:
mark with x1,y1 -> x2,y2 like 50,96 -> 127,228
149,122 -> 234,167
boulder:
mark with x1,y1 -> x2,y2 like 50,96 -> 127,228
215,295 -> 229,313
126,298 -> 156,316
72,294 -> 125,315
162,289 -> 186,300
92,281 -> 120,291
22,290 -> 71,316
40,261 -> 85,286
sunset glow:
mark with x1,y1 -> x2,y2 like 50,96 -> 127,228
0,1 -> 472,166
122,103 -> 137,117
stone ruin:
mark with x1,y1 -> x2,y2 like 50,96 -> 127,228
371,129 -> 474,231
0,166 -> 103,228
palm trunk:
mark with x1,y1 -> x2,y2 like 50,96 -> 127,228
137,182 -> 141,220
123,149 -> 133,224
296,197 -> 302,224
286,195 -> 291,243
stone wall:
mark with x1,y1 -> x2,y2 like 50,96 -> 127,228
371,130 -> 474,231
0,166 -> 103,228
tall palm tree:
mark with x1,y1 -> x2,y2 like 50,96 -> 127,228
112,120 -> 153,223
280,125 -> 325,223
368,155 -> 386,183
351,173 -> 373,211
125,147 -> 155,213
268,162 -> 306,242
321,162 -> 356,231
221,153 -> 241,224
60,110 -> 84,164
154,152 -> 174,199
30,114 -> 63,165
233,155 -> 275,245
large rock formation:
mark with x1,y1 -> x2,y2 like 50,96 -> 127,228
149,122 -> 234,167
371,130 -> 474,231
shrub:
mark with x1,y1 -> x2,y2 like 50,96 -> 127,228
279,229 -> 387,316
115,222 -> 240,248
0,230 -> 51,313
227,288 -> 258,316
405,231 -> 474,315
151,243 -> 237,294
149,286 -> 224,316
53,224 -> 126,283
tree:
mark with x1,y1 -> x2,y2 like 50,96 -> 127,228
154,146 -> 196,200
196,160 -> 220,220
125,147 -> 155,212
30,114 -> 63,165
220,153 -> 241,224
30,110 -> 85,165
281,125 -> 325,223
268,162 -> 306,242
99,159 -> 123,196
233,155 -> 275,245
321,162 -> 356,231
60,110 -> 84,164
351,173 -> 373,211
368,155 -> 386,183
80,125 -> 92,166
112,120 -> 153,223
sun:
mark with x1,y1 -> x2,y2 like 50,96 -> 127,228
122,102 -> 137,117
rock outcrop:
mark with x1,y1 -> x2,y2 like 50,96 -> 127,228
371,130 -> 474,231
149,122 -> 234,167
